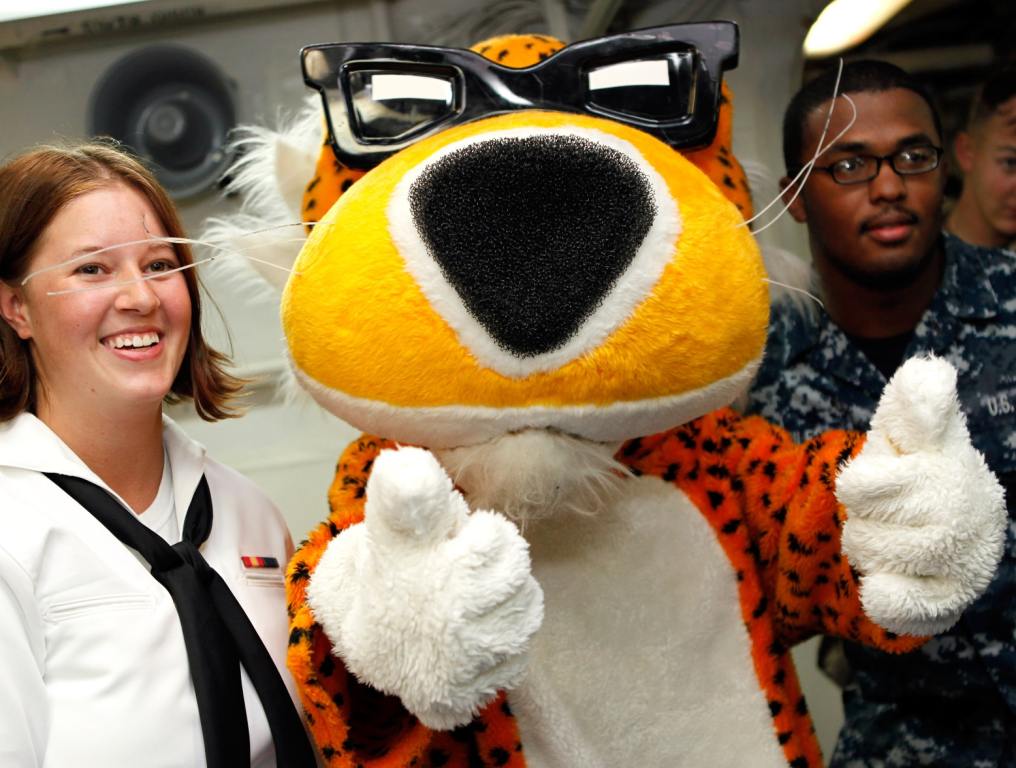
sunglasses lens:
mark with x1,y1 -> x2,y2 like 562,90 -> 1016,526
348,70 -> 457,142
586,52 -> 696,124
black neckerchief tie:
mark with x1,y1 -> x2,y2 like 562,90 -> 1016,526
45,472 -> 317,768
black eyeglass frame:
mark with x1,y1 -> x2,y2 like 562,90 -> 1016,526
301,21 -> 739,171
810,145 -> 945,185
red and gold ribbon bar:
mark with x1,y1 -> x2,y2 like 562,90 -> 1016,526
241,555 -> 280,569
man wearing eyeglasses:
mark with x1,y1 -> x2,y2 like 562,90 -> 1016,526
747,59 -> 1016,766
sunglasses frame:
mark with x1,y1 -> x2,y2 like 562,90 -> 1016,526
301,21 -> 740,170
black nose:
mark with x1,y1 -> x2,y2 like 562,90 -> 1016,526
408,133 -> 657,358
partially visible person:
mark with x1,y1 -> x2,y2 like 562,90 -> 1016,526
946,64 -> 1016,249
747,60 -> 1016,765
0,141 -> 317,767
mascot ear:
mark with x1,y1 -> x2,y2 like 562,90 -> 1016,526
275,131 -> 321,222
201,100 -> 324,293
470,33 -> 564,66
299,129 -> 365,225
683,82 -> 754,220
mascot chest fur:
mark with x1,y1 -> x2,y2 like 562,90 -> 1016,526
513,476 -> 786,768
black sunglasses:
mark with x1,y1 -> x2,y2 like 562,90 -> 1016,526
301,21 -> 740,171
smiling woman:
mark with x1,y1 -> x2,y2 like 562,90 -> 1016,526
0,141 -> 317,767
0,142 -> 238,425
11,184 -> 196,429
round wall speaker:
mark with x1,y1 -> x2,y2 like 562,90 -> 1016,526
89,45 -> 236,199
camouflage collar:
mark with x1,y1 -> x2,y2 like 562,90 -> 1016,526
777,233 -> 1001,393
785,233 -> 1001,358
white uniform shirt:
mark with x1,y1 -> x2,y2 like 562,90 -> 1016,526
138,450 -> 179,543
0,413 -> 301,767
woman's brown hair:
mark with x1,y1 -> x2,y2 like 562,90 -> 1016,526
0,139 -> 244,421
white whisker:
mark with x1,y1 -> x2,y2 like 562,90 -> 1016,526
25,231 -> 310,296
222,221 -> 317,238
750,94 -> 857,237
44,257 -> 215,296
194,222 -> 315,275
761,278 -> 825,308
224,249 -> 306,273
738,60 -> 857,234
22,236 -> 195,285
186,236 -> 307,276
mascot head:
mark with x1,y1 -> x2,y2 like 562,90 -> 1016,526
281,22 -> 766,451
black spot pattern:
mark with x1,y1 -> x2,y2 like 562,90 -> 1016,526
290,561 -> 311,583
721,518 -> 741,533
319,654 -> 335,677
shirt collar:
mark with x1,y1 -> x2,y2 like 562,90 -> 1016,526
0,412 -> 101,476
821,313 -> 887,395
779,231 -> 1000,360
0,412 -> 207,516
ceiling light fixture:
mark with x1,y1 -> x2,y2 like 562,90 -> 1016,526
803,0 -> 915,58
0,1 -> 140,24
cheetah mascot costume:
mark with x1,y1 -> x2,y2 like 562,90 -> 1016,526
213,23 -> 1005,768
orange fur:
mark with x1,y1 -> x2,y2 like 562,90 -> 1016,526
623,410 -> 924,767
286,437 -> 525,766
685,82 -> 755,219
470,33 -> 564,67
287,414 -> 927,767
301,137 -> 365,229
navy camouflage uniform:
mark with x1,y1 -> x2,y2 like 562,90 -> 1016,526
747,233 -> 1016,767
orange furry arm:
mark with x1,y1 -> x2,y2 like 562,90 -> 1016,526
729,412 -> 925,651
623,409 -> 926,653
285,436 -> 525,768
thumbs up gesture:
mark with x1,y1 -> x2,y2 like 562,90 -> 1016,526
306,446 -> 544,730
836,356 -> 1006,637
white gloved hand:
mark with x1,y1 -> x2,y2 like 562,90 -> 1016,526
837,355 -> 1006,636
306,446 -> 544,730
